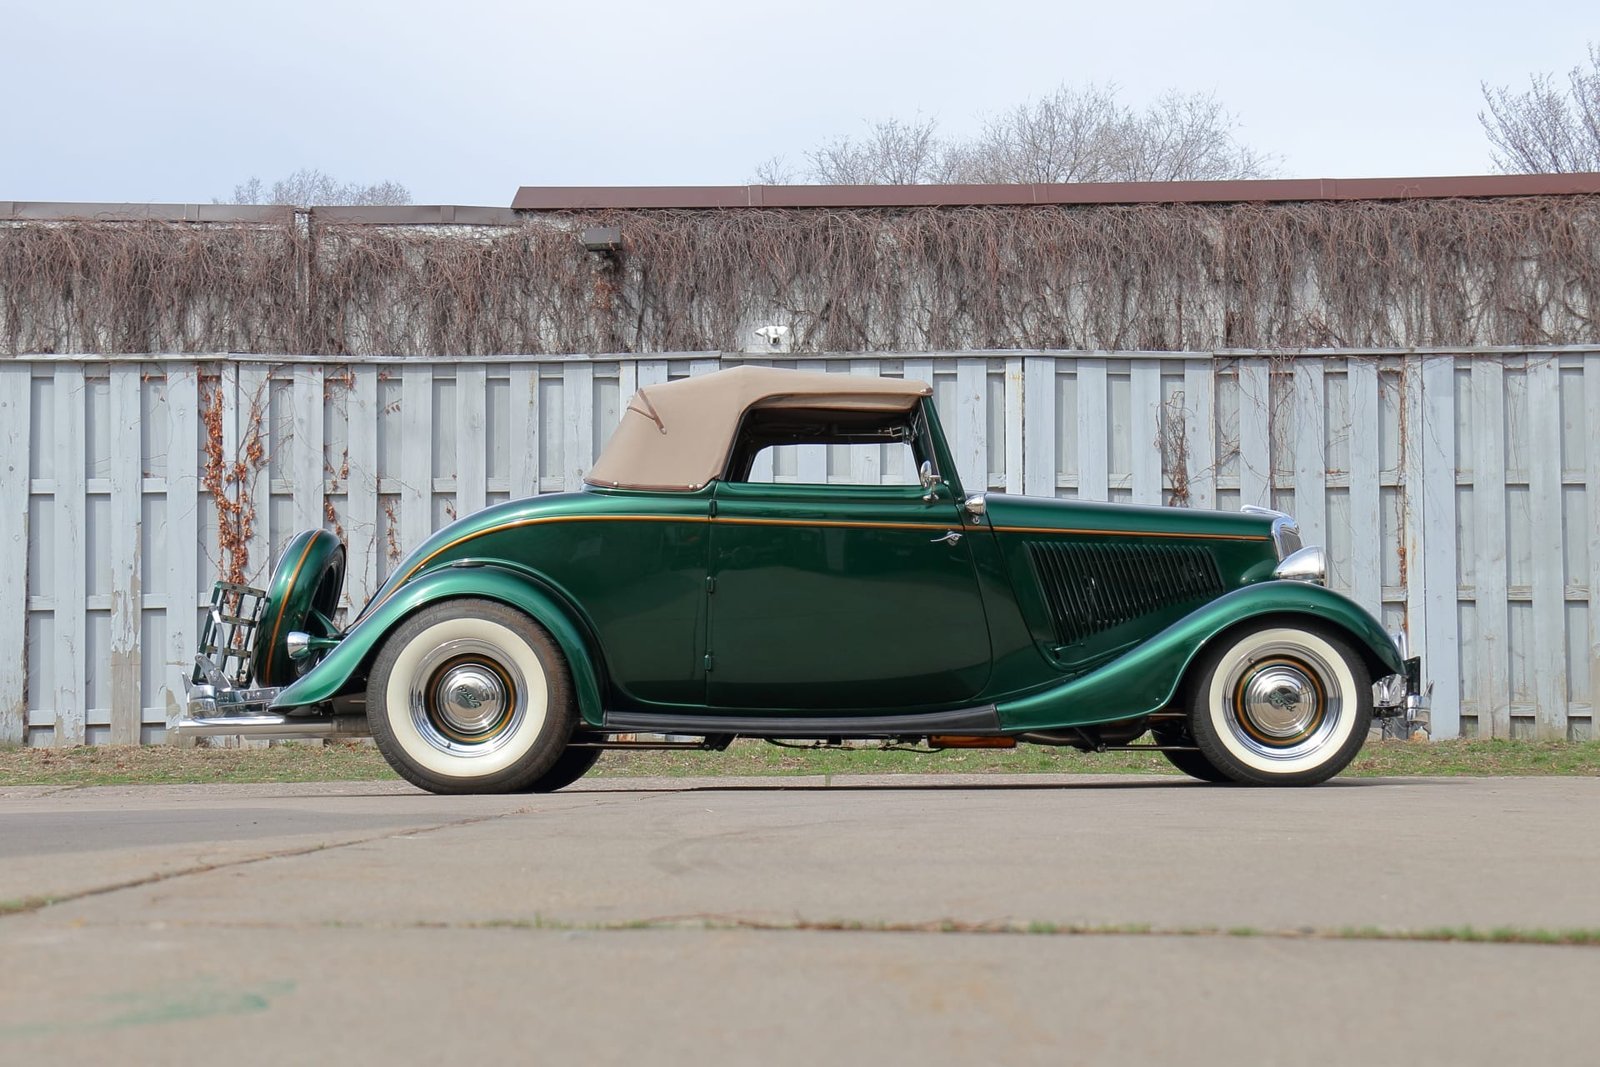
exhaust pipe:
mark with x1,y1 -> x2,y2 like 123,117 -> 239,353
174,714 -> 370,741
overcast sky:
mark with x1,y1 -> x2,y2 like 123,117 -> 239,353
2,0 -> 1594,206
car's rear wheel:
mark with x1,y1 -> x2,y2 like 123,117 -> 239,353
520,742 -> 604,793
367,599 -> 575,795
1151,726 -> 1232,783
1188,623 -> 1371,786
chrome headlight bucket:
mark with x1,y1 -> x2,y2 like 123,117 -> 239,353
1241,504 -> 1303,561
1273,545 -> 1327,585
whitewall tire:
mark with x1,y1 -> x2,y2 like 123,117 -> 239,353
1189,624 -> 1372,786
367,599 -> 576,794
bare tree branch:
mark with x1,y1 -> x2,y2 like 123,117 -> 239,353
218,168 -> 413,206
803,116 -> 964,185
1479,44 -> 1600,173
771,84 -> 1275,185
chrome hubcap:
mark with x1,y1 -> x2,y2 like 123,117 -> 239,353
435,664 -> 507,735
407,638 -> 527,756
1241,664 -> 1319,739
1220,643 -> 1344,761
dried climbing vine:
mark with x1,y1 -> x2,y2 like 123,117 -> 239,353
199,376 -> 269,584
2,197 -> 1597,357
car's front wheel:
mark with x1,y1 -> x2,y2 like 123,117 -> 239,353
1188,623 -> 1371,786
366,599 -> 575,795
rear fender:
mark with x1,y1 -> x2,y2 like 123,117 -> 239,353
996,581 -> 1404,732
270,564 -> 606,727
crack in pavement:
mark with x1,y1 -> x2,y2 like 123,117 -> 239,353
0,792 -> 671,920
28,912 -> 1600,948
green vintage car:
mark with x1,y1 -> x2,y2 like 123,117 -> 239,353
179,366 -> 1425,792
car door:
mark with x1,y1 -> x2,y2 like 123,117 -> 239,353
706,479 -> 992,712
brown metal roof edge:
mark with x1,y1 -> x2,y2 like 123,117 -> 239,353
0,202 -> 296,223
0,203 -> 522,225
511,173 -> 1600,211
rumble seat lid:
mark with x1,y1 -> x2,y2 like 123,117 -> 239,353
585,366 -> 931,491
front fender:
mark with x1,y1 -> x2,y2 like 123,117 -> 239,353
271,564 -> 605,727
996,581 -> 1404,732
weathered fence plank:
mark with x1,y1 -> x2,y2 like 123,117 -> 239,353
457,363 -> 488,518
236,363 -> 272,588
1183,360 -> 1215,511
0,363 -> 30,743
1587,358 -> 1600,735
400,365 -> 433,555
163,364 -> 199,733
562,361 -> 594,491
1022,357 -> 1056,497
1004,357 -> 1024,495
1294,358 -> 1328,549
1419,355 -> 1461,740
52,365 -> 87,745
1348,358 -> 1382,618
1237,358 -> 1271,510
345,366 -> 380,613
108,365 -> 142,745
1470,359 -> 1509,736
1077,359 -> 1108,500
954,358 -> 986,492
509,363 -> 538,501
1527,357 -> 1568,738
292,365 -> 324,536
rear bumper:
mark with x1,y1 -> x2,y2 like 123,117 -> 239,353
176,677 -> 369,741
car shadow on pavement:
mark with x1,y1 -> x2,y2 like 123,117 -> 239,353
565,775 -> 1471,794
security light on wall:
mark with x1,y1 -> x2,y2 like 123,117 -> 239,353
754,324 -> 791,351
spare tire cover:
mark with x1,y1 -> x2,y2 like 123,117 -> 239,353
253,529 -> 346,688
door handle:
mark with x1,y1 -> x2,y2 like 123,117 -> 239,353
931,530 -> 963,545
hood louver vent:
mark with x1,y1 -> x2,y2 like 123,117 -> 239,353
1025,540 -> 1224,646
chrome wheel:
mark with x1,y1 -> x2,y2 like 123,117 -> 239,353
408,641 -> 527,756
1190,625 -> 1372,785
1225,651 -> 1335,758
366,599 -> 576,795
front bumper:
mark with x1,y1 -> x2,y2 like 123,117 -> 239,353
1373,634 -> 1429,735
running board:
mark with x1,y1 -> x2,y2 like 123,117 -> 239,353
601,705 -> 1002,739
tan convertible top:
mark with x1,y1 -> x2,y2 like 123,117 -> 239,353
585,365 -> 932,491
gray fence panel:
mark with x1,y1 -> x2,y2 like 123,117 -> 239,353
3,348 -> 1597,745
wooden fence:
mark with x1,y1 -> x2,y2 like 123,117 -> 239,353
2,348 -> 1596,745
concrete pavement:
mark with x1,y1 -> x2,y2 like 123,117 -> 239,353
3,774 -> 1598,1064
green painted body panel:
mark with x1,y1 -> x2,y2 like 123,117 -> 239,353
708,480 -> 991,711
271,563 -> 608,726
268,393 -> 1404,736
993,580 -> 1406,731
978,494 -> 1280,685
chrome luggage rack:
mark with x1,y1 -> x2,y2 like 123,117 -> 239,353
177,582 -> 368,740
182,581 -> 280,724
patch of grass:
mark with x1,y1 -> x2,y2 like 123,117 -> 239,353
0,741 -> 397,787
586,738 -> 1600,780
1341,738 -> 1600,778
1,737 -> 1597,788
0,896 -> 54,916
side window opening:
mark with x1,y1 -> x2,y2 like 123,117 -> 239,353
725,407 -> 926,486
